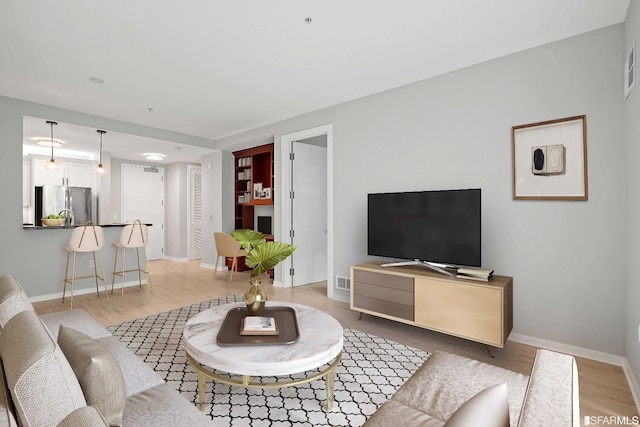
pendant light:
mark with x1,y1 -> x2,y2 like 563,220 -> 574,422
43,121 -> 60,171
95,130 -> 107,175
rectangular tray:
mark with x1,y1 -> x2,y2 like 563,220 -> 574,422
216,306 -> 300,346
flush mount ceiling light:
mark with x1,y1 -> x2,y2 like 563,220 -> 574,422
43,120 -> 60,171
35,137 -> 63,147
144,153 -> 165,161
95,130 -> 107,175
89,77 -> 104,84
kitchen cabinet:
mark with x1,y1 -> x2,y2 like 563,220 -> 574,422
30,157 -> 95,188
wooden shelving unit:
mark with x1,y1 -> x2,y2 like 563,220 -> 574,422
233,143 -> 274,231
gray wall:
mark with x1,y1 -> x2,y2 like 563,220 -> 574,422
216,25 -> 628,358
0,96 -> 216,298
625,1 -> 640,392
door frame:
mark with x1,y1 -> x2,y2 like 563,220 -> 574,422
279,124 -> 334,298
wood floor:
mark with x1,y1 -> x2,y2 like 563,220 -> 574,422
33,259 -> 639,426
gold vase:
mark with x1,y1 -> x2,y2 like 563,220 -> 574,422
244,277 -> 267,315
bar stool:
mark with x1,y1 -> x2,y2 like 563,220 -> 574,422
111,220 -> 150,299
63,222 -> 108,309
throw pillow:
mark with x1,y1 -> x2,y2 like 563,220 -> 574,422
57,326 -> 126,427
444,382 -> 510,427
0,311 -> 86,427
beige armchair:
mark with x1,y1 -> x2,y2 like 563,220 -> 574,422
213,232 -> 248,281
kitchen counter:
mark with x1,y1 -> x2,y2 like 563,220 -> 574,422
23,223 -> 152,230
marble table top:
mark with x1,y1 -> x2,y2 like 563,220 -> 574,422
183,301 -> 343,376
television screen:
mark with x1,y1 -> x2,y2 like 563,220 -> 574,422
368,189 -> 481,267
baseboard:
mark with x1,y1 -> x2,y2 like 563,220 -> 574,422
509,332 -> 640,411
29,279 -> 146,303
622,358 -> 640,412
509,332 -> 626,366
163,256 -> 189,262
200,262 -> 227,271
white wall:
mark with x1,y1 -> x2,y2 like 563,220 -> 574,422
200,150 -> 234,268
215,25 -> 628,359
624,0 -> 640,396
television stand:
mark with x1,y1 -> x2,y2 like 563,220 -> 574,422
350,261 -> 513,348
380,259 -> 454,277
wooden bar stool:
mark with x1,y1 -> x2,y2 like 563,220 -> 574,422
63,222 -> 108,309
111,220 -> 150,299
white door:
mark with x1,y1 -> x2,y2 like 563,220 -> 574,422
121,164 -> 165,260
291,141 -> 327,286
188,165 -> 203,260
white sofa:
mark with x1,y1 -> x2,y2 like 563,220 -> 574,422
364,347 -> 580,426
0,274 -> 213,426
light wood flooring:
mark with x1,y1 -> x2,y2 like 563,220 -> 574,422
33,259 -> 639,426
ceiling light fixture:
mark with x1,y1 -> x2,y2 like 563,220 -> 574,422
36,138 -> 63,147
144,153 -> 164,161
43,120 -> 60,171
89,77 -> 104,84
95,130 -> 107,175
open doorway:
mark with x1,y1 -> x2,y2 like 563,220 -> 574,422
280,125 -> 334,298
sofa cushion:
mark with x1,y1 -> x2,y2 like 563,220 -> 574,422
363,399 -> 445,426
444,382 -> 509,427
40,309 -> 112,341
58,326 -> 127,427
517,349 -> 579,427
56,406 -> 109,427
0,274 -> 33,330
97,336 -> 165,397
0,358 -> 18,427
391,351 -> 529,427
0,311 -> 86,427
123,383 -> 215,426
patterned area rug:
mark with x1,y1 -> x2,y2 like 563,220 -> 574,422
107,295 -> 430,426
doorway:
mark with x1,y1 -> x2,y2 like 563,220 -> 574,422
280,125 -> 334,297
121,164 -> 165,260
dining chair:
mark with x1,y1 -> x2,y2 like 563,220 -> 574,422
213,232 -> 247,281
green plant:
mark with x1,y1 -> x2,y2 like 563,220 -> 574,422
231,229 -> 296,277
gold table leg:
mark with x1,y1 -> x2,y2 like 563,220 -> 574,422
186,351 -> 342,412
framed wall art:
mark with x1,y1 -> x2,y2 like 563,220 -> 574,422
512,115 -> 588,201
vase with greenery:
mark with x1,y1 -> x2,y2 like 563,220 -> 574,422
231,229 -> 296,315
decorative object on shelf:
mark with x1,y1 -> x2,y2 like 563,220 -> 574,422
95,130 -> 107,175
232,229 -> 296,315
44,120 -> 60,171
512,115 -> 588,201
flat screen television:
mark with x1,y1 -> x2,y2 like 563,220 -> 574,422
368,188 -> 481,269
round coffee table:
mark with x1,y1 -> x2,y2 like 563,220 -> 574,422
183,301 -> 343,411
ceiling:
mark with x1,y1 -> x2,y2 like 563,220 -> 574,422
1,0 -> 631,149
22,116 -> 215,164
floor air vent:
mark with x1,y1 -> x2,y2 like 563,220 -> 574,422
335,276 -> 350,291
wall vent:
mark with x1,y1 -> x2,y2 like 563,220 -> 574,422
335,275 -> 350,291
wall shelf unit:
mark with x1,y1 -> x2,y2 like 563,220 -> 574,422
232,142 -> 274,231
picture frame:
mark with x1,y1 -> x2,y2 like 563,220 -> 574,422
512,115 -> 588,201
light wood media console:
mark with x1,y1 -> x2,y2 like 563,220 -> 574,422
350,262 -> 513,348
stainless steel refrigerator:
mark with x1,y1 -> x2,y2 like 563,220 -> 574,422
34,185 -> 92,226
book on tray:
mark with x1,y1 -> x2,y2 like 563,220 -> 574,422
456,267 -> 494,282
241,316 -> 279,336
